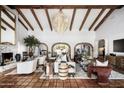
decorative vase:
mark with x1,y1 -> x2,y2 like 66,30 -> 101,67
15,54 -> 21,62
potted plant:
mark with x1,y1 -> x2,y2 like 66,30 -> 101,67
24,35 -> 40,57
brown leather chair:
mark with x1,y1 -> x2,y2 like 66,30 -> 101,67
87,64 -> 112,84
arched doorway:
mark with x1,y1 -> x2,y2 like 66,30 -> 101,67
74,42 -> 93,62
39,43 -> 48,59
51,42 -> 71,58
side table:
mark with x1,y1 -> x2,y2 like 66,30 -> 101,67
48,57 -> 56,62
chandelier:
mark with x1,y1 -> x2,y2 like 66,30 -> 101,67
52,10 -> 69,32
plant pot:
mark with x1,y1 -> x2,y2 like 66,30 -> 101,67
29,52 -> 33,57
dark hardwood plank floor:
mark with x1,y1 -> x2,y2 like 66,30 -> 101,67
0,72 -> 124,88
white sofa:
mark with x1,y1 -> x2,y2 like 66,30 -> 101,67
37,56 -> 46,65
17,58 -> 38,74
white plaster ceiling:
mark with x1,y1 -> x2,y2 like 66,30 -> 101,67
19,8 -> 111,31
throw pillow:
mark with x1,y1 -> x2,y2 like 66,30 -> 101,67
96,60 -> 108,67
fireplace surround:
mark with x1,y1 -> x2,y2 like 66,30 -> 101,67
1,52 -> 13,66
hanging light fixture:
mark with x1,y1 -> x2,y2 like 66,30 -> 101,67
52,10 -> 69,32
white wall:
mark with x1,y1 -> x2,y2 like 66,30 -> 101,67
95,7 -> 124,56
17,21 -> 29,54
27,29 -> 95,58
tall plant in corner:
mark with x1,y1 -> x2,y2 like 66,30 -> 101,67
24,35 -> 40,57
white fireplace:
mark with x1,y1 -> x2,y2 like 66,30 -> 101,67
0,44 -> 17,65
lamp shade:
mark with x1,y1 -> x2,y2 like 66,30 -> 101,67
99,47 -> 104,51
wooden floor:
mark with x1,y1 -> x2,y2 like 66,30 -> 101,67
0,72 -> 124,88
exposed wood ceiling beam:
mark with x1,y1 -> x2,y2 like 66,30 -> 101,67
69,8 -> 76,31
1,18 -> 15,31
16,8 -> 34,31
79,9 -> 91,31
2,9 -> 15,22
1,25 -> 6,31
18,18 -> 28,31
44,8 -> 53,31
30,8 -> 43,31
14,5 -> 121,9
94,9 -> 115,31
89,9 -> 105,31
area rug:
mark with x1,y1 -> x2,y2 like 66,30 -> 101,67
40,64 -> 124,79
5,64 -> 124,79
4,66 -> 44,75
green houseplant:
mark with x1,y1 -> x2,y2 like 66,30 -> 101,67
24,35 -> 40,57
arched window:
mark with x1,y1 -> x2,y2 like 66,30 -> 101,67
51,42 -> 71,57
